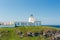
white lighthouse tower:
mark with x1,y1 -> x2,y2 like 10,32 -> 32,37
29,14 -> 36,23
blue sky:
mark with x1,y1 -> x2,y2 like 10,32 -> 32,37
0,0 -> 60,25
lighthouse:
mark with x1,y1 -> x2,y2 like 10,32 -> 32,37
15,14 -> 41,27
29,14 -> 36,23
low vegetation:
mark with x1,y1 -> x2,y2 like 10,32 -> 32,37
0,26 -> 59,40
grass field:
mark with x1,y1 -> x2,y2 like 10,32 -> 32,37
0,26 -> 59,40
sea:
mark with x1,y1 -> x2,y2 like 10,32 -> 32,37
0,24 -> 15,28
42,25 -> 60,28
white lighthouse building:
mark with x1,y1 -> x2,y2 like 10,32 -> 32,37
29,14 -> 36,23
15,14 -> 41,26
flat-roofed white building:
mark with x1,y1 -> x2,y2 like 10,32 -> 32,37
0,21 -> 15,27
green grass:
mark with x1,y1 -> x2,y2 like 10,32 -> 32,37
0,26 -> 59,40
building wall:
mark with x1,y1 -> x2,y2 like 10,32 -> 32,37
15,21 -> 41,27
34,21 -> 41,26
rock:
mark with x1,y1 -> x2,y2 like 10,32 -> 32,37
27,32 -> 33,37
34,32 -> 40,36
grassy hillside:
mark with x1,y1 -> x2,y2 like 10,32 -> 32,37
0,26 -> 59,40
